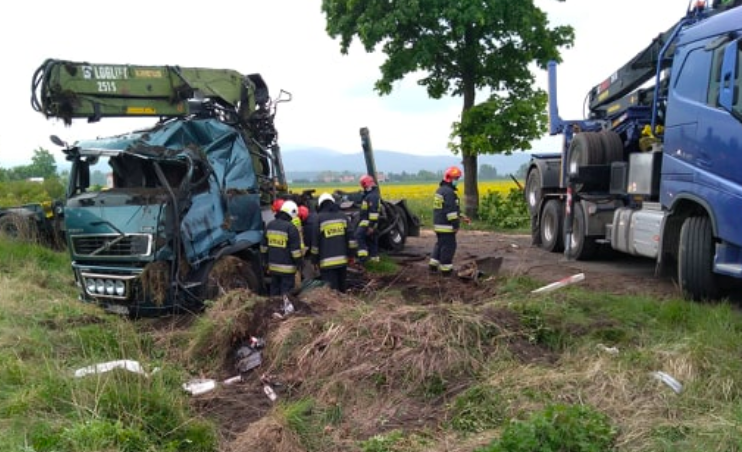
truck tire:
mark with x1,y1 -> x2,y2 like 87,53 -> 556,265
0,213 -> 39,243
564,202 -> 598,260
678,216 -> 718,301
540,199 -> 564,253
525,167 -> 542,216
567,132 -> 604,192
598,130 -> 624,164
204,255 -> 260,300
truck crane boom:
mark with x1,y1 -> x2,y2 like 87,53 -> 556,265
31,59 -> 264,124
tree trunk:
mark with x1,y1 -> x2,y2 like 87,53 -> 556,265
463,154 -> 479,219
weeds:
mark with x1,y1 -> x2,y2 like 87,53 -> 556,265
475,403 -> 618,452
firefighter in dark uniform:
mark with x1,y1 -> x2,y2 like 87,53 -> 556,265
311,193 -> 355,293
429,166 -> 469,276
261,200 -> 303,296
355,174 -> 381,263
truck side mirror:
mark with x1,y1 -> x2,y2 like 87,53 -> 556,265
719,38 -> 739,114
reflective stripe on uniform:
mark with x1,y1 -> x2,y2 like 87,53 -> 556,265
433,224 -> 455,233
439,263 -> 453,272
446,211 -> 459,221
320,256 -> 349,268
359,220 -> 370,227
269,263 -> 297,274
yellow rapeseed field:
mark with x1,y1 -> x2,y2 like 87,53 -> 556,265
292,180 -> 520,202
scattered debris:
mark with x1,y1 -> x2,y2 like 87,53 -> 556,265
457,256 -> 503,282
222,375 -> 242,385
650,371 -> 683,394
235,340 -> 264,374
263,384 -> 277,402
74,359 -> 159,378
282,295 -> 295,315
597,343 -> 619,355
531,273 -> 586,294
183,378 -> 217,396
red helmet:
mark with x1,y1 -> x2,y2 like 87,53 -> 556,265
271,198 -> 285,213
443,166 -> 463,183
359,174 -> 376,190
298,205 -> 309,222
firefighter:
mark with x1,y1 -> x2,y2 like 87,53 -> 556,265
429,166 -> 469,277
355,174 -> 380,263
311,193 -> 354,293
261,200 -> 303,297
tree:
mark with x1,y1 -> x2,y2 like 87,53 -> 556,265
322,0 -> 573,217
28,148 -> 58,179
479,163 -> 498,180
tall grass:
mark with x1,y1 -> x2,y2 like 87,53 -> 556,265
0,237 -> 217,452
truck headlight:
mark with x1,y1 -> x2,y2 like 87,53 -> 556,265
85,278 -> 96,294
96,279 -> 105,294
105,280 -> 115,295
114,280 -> 126,296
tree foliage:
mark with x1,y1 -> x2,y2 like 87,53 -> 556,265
322,0 -> 574,217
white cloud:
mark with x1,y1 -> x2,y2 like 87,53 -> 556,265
0,0 -> 686,167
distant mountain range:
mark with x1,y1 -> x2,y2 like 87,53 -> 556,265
280,147 -> 532,180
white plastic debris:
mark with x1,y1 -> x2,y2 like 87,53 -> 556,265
282,295 -> 295,315
74,360 -> 158,378
183,378 -> 217,396
263,384 -> 277,402
596,343 -> 619,355
531,273 -> 586,294
650,371 -> 683,394
222,375 -> 242,385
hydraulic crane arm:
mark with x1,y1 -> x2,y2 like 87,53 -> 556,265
587,1 -> 731,117
30,59 -> 267,126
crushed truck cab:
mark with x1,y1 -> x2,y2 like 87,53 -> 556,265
33,59 -> 285,315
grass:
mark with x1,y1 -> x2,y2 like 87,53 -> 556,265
0,237 -> 218,452
4,234 -> 742,451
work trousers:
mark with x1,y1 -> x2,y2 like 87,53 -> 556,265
430,232 -> 457,275
270,273 -> 296,297
354,226 -> 378,261
320,267 -> 348,293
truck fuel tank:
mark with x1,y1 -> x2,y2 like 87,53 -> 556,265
611,204 -> 665,258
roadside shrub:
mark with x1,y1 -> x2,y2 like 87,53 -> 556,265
476,403 -> 618,452
478,188 -> 529,230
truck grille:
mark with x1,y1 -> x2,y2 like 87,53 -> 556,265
72,234 -> 153,257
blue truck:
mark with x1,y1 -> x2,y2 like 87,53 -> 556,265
30,59 -> 418,316
525,0 -> 742,300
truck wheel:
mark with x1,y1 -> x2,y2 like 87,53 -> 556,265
564,202 -> 598,260
0,214 -> 39,243
540,199 -> 564,253
567,132 -> 604,192
204,255 -> 260,300
678,216 -> 718,301
598,130 -> 624,163
525,167 -> 542,216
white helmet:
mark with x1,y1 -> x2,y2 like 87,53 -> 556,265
280,200 -> 299,218
318,192 -> 334,207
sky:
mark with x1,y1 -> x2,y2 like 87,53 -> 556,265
0,0 -> 688,168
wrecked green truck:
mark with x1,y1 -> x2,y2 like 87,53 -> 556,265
31,59 -> 418,316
